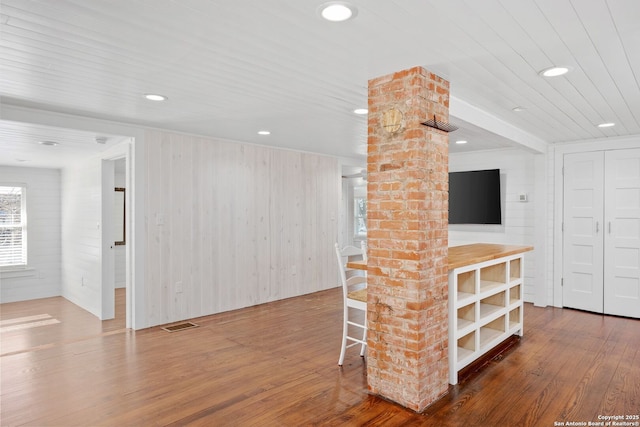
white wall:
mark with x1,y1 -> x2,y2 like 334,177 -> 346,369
1,104 -> 146,328
449,148 -> 538,302
60,158 -> 103,317
0,166 -> 61,302
144,130 -> 340,326
60,142 -> 129,320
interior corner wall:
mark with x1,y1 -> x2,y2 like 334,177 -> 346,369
0,166 -> 61,303
60,157 -> 103,318
449,148 -> 538,302
143,130 -> 340,327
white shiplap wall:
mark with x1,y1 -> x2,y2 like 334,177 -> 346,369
449,148 -> 537,301
0,166 -> 61,302
60,157 -> 103,317
144,130 -> 340,326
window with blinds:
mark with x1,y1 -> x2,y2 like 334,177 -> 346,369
0,186 -> 27,268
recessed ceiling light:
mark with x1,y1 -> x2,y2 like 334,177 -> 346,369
319,2 -> 357,22
455,140 -> 468,144
353,108 -> 368,115
512,106 -> 526,112
539,66 -> 571,77
39,140 -> 59,146
144,93 -> 167,101
258,130 -> 271,135
597,122 -> 615,128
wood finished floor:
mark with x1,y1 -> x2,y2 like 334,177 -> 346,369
1,287 -> 638,426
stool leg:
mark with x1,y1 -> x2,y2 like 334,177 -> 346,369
338,304 -> 348,365
359,311 -> 367,357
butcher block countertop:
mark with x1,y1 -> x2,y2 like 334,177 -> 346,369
448,243 -> 533,270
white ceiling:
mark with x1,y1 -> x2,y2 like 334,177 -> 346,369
0,120 -> 129,168
1,0 -> 639,168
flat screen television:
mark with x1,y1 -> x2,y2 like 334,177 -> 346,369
449,169 -> 502,224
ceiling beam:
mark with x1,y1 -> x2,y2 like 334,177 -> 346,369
450,96 -> 548,154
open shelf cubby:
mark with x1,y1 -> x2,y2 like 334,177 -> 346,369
456,270 -> 476,304
448,249 -> 528,385
457,303 -> 476,332
457,331 -> 476,363
480,291 -> 505,320
480,315 -> 506,349
509,285 -> 521,305
510,258 -> 521,280
480,262 -> 506,293
509,307 -> 522,332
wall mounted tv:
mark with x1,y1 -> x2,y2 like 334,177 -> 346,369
449,169 -> 502,224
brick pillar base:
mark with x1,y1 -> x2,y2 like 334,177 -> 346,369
366,66 -> 449,412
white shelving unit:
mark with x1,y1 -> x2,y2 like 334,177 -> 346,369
448,253 -> 525,384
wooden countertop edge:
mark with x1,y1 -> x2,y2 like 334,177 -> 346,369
447,244 -> 534,270
347,243 -> 534,271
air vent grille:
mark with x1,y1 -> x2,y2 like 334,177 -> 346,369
162,322 -> 199,332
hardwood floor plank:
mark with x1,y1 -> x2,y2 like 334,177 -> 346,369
626,347 -> 640,417
512,311 -> 619,427
422,305 -> 577,426
560,328 -> 623,421
1,289 -> 639,426
602,318 -> 640,418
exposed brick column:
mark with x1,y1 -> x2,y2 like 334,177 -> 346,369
366,66 -> 449,412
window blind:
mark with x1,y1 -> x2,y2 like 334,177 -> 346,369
0,186 -> 26,267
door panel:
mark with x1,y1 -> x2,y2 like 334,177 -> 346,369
604,148 -> 640,318
563,152 -> 604,313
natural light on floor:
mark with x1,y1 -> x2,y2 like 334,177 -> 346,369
0,314 -> 60,332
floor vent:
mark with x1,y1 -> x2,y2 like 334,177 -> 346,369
162,322 -> 199,332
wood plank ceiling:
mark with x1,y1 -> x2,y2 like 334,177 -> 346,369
0,0 -> 638,167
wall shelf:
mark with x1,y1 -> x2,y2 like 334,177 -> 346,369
448,249 -> 527,384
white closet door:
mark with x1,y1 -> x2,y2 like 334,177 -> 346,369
563,152 -> 604,313
604,148 -> 640,318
